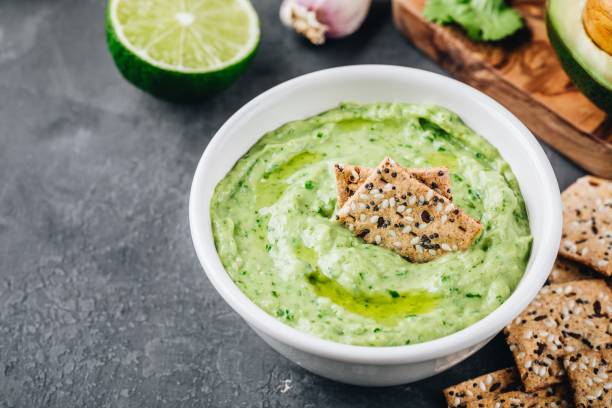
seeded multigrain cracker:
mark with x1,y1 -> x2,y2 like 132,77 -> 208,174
464,383 -> 572,408
466,391 -> 570,408
443,367 -> 520,407
336,158 -> 482,262
507,316 -> 612,392
505,323 -> 568,392
506,280 -> 611,330
333,164 -> 452,208
563,349 -> 612,408
505,280 -> 612,392
560,176 -> 612,276
547,256 -> 595,284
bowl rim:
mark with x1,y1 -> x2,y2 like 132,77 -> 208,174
189,65 -> 562,365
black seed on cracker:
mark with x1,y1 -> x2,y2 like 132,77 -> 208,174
357,229 -> 370,238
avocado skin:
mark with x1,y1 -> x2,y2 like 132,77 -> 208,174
547,14 -> 612,114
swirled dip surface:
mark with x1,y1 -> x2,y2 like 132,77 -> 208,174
211,103 -> 531,346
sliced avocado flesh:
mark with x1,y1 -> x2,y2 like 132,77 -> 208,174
547,0 -> 612,113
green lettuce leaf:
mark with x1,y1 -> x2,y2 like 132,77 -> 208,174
424,0 -> 524,42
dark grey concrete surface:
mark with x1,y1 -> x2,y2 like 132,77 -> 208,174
0,1 -> 585,407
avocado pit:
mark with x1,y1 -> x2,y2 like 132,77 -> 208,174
583,0 -> 612,55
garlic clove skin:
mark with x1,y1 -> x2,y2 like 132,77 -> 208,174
314,0 -> 372,39
280,0 -> 328,45
280,0 -> 372,45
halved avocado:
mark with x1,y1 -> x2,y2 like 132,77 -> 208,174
547,0 -> 612,114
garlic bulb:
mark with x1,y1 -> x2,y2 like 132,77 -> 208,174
280,0 -> 372,45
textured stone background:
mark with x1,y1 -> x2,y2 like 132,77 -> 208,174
0,0 -> 584,407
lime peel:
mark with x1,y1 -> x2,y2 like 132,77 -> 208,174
106,0 -> 260,102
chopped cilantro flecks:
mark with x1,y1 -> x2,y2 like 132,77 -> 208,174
424,0 -> 523,42
388,290 -> 400,298
304,180 -> 314,190
466,293 -> 482,298
276,308 -> 294,321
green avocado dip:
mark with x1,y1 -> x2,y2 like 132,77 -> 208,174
211,102 -> 532,347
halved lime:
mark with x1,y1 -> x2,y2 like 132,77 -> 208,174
106,0 -> 260,102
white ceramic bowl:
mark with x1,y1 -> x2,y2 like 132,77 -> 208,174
189,65 -> 562,386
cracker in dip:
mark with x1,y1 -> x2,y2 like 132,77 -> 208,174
334,164 -> 452,207
336,158 -> 481,262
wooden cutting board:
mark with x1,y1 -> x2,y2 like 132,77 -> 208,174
392,0 -> 612,178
